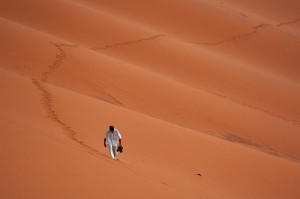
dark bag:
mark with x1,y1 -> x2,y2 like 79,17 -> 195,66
117,146 -> 123,153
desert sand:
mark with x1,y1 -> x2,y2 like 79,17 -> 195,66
1,0 -> 300,198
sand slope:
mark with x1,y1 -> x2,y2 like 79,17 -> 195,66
1,0 -> 300,198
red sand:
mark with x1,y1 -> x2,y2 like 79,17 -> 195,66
1,0 -> 300,198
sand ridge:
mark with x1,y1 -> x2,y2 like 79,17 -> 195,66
91,34 -> 167,51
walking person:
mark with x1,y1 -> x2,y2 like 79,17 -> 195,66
104,126 -> 122,159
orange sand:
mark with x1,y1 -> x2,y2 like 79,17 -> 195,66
1,0 -> 300,198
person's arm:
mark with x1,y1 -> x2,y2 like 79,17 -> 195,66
117,129 -> 122,147
104,138 -> 107,147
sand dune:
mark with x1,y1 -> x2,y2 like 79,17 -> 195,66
1,0 -> 300,198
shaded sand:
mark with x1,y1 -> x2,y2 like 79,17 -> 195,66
1,0 -> 300,199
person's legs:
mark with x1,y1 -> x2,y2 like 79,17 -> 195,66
112,145 -> 117,158
108,144 -> 115,159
